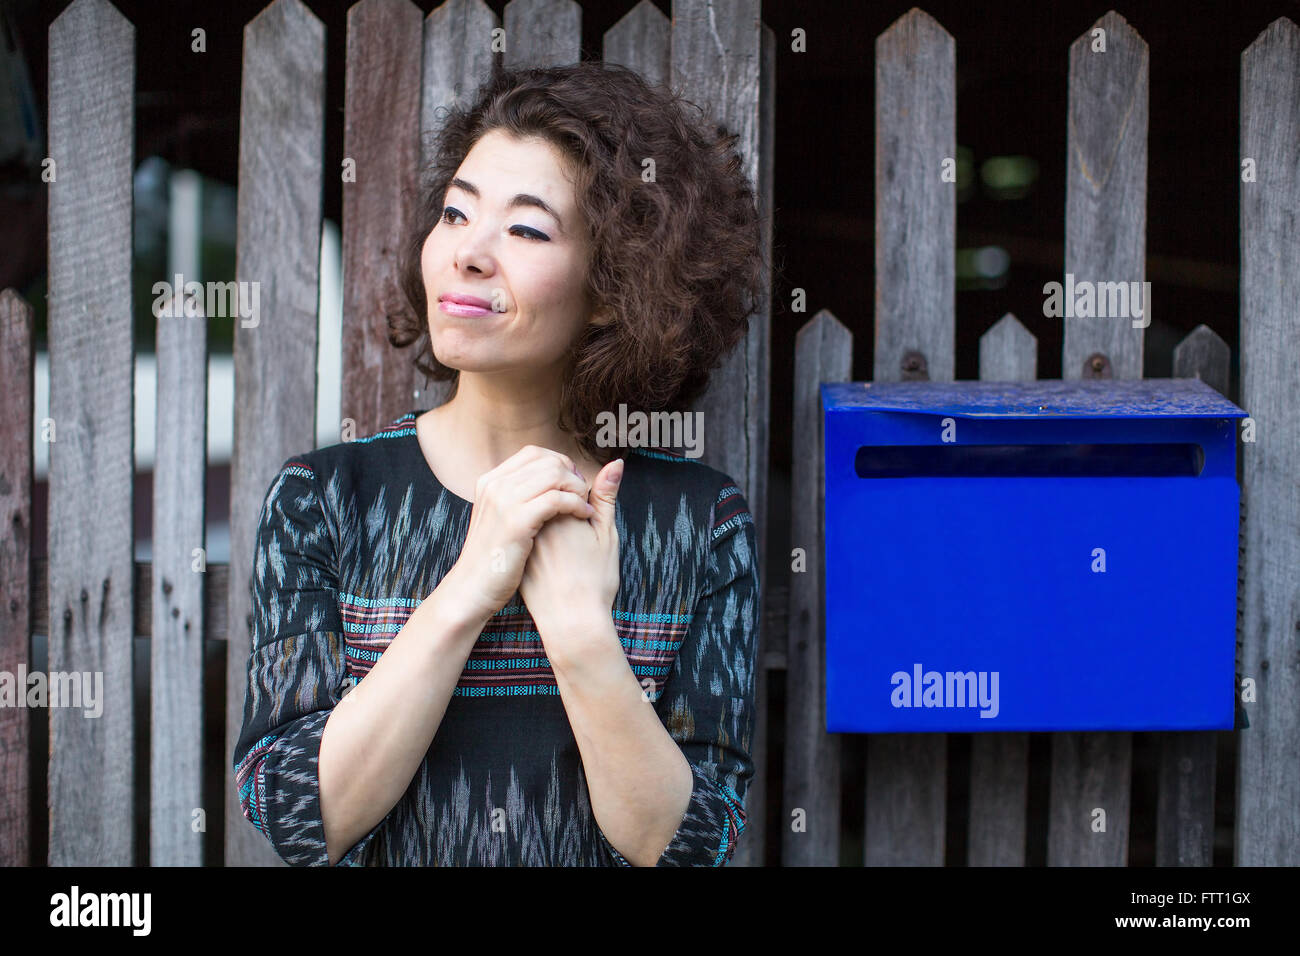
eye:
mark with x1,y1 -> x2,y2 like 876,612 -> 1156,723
510,225 -> 550,242
440,205 -> 465,225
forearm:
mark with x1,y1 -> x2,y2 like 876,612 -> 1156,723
548,613 -> 694,867
318,566 -> 487,865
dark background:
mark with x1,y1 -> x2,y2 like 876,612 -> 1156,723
4,0 -> 1294,866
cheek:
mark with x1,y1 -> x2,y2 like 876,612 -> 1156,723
524,257 -> 589,316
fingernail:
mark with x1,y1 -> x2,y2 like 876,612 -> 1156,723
608,458 -> 624,486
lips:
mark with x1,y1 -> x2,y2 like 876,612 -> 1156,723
438,292 -> 496,316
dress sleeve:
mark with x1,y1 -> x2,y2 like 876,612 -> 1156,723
231,457 -> 386,866
599,478 -> 761,867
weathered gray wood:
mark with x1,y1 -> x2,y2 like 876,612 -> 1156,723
784,310 -> 850,866
1048,733 -> 1131,865
968,312 -> 1036,867
1063,10 -> 1147,381
342,0 -> 425,437
422,0 -> 499,172
968,733 -> 1030,866
0,289 -> 34,866
602,0 -> 669,90
868,7 -> 954,867
31,558 -> 228,644
1172,325 -> 1230,395
1236,15 -> 1300,866
225,0 -> 326,867
867,734 -> 946,866
150,289 -> 208,866
875,8 -> 955,384
1153,325 -> 1228,866
672,0 -> 768,867
502,0 -> 580,70
1051,10 -> 1147,867
1155,737 -> 1216,865
46,0 -> 136,867
978,313 -> 1037,383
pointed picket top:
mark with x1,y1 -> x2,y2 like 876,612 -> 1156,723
48,0 -> 134,123
979,313 -> 1037,382
1241,18 -> 1299,193
49,0 -> 132,36
603,0 -> 669,88
0,286 -> 31,313
877,7 -> 954,51
1243,15 -> 1299,60
1172,324 -> 1229,394
796,308 -> 851,351
245,0 -> 323,42
1067,11 -> 1148,194
503,0 -> 580,69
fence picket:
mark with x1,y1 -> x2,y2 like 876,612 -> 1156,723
46,0 -> 136,867
603,0 -> 668,88
224,0 -> 327,866
968,312 -> 1036,867
1150,324 -> 1230,866
342,0 -> 425,436
785,310 -> 851,866
1236,16 -> 1300,866
1051,9 -> 1148,867
150,289 -> 208,865
0,289 -> 35,867
868,7 -> 955,866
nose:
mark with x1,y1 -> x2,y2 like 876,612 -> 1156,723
453,221 -> 495,276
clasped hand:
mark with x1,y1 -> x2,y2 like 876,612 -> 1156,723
518,455 -> 621,639
449,444 -> 622,666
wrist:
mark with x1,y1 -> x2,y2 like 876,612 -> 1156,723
541,606 -> 619,667
429,565 -> 493,638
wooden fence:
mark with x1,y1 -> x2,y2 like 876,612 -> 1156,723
0,0 -> 1295,867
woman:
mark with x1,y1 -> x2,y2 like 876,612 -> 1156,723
233,61 -> 766,866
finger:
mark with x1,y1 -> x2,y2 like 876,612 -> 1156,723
520,489 -> 595,533
511,456 -> 590,502
477,445 -> 580,502
475,444 -> 549,499
498,443 -> 576,479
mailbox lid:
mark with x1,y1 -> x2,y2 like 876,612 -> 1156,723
821,378 -> 1248,419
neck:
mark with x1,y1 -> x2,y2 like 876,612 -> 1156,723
436,365 -> 588,470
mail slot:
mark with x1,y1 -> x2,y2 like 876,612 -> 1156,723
821,378 -> 1248,733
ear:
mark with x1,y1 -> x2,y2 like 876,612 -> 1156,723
588,305 -> 614,327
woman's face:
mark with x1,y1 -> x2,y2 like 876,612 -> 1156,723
421,129 -> 604,381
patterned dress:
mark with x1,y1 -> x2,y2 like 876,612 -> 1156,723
232,409 -> 760,866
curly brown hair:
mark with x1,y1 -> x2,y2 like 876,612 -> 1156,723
386,60 -> 767,462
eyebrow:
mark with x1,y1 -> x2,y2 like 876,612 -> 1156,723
447,177 -> 563,231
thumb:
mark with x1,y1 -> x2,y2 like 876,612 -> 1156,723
590,457 -> 623,526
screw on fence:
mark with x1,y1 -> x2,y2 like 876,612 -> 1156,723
1083,352 -> 1113,379
901,350 -> 929,380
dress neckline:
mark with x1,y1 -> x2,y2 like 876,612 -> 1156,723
399,407 -> 637,509
403,407 -> 475,508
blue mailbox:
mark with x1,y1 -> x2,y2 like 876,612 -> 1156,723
822,378 -> 1247,733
